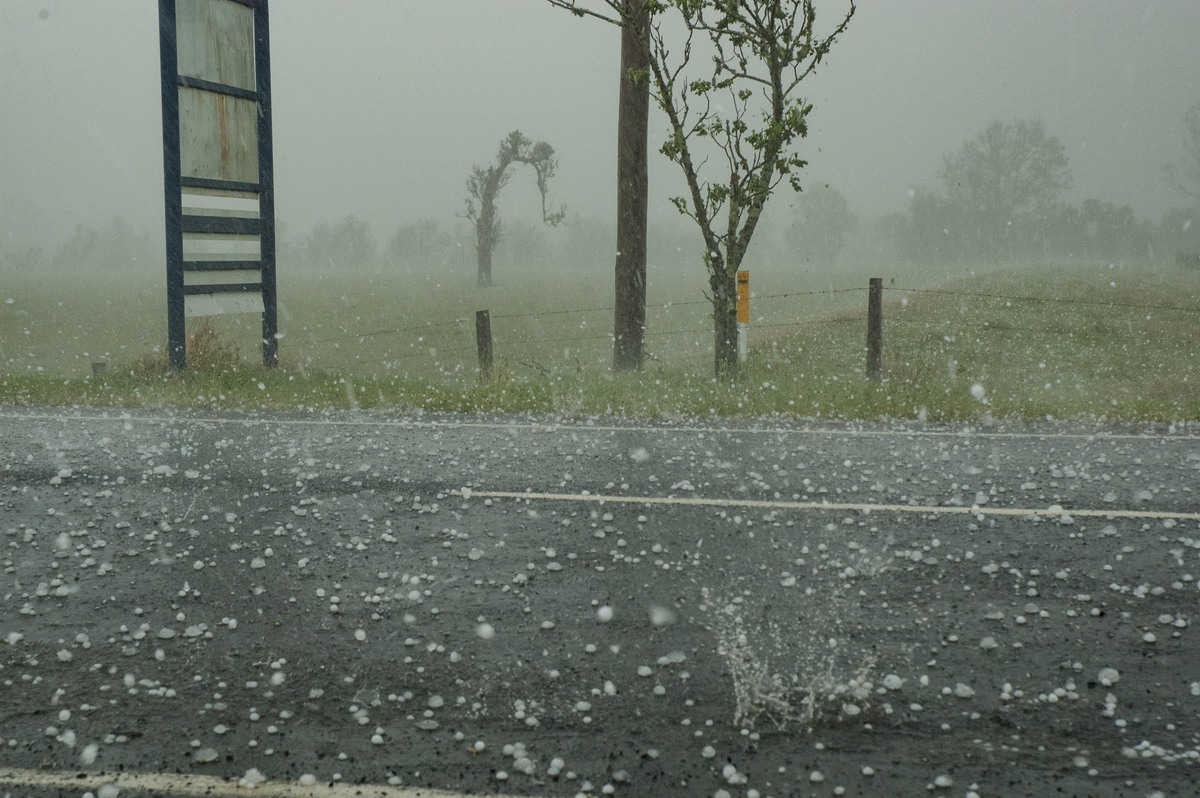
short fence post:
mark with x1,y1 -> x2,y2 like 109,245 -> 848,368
476,309 -> 494,379
866,277 -> 883,381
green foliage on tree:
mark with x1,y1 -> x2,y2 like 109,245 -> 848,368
549,0 -> 855,376
465,130 -> 566,287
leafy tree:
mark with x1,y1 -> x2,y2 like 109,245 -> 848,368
549,0 -> 855,376
1078,199 -> 1151,260
1163,101 -> 1200,202
939,118 -> 1071,256
0,243 -> 47,272
784,183 -> 857,265
465,130 -> 566,287
50,216 -> 151,270
1156,206 -> 1200,261
384,219 -> 455,273
304,215 -> 376,270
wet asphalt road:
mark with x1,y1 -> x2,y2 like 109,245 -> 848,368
3,407 -> 1200,798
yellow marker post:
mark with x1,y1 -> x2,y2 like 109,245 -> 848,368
736,270 -> 750,323
736,270 -> 750,362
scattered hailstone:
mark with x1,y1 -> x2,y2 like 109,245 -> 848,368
80,743 -> 99,765
630,448 -> 650,463
193,747 -> 219,763
1098,667 -> 1120,687
969,383 -> 986,401
596,605 -> 614,622
98,784 -> 120,798
476,623 -> 495,640
238,768 -> 267,788
933,773 -> 954,787
649,605 -> 675,626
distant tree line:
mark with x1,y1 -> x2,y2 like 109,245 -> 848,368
890,116 -> 1200,265
0,216 -> 152,272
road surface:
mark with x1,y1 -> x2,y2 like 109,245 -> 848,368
2,407 -> 1199,797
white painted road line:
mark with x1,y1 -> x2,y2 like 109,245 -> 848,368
3,410 -> 1198,441
0,767 -> 538,798
457,489 -> 1200,522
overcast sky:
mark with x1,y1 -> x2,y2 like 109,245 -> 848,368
2,0 -> 1199,253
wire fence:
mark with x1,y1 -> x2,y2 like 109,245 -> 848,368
305,281 -> 1200,373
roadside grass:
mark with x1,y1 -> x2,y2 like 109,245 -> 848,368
1,260 -> 1197,422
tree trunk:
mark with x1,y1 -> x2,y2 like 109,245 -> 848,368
476,194 -> 496,288
613,0 -> 650,372
476,243 -> 492,287
712,268 -> 738,378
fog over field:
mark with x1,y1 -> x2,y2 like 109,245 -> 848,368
3,8 -> 1200,796
2,0 -> 1199,269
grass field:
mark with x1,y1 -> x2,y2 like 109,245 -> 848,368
1,258 -> 1198,421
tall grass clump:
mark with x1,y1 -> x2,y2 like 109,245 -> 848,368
125,318 -> 244,377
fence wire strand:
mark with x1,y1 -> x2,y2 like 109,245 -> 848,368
308,281 -> 1199,370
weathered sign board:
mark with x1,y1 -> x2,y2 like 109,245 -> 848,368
159,0 -> 277,368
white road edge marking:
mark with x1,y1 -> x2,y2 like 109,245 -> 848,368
456,489 -> 1200,522
2,410 -> 1198,441
0,767 -> 538,798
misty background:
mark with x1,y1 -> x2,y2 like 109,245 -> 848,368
2,0 -> 1199,278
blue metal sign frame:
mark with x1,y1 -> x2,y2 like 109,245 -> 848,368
159,0 -> 277,369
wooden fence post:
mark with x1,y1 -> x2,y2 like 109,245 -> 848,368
476,310 -> 493,379
866,277 -> 883,381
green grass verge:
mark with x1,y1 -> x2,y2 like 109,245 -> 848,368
2,260 -> 1198,422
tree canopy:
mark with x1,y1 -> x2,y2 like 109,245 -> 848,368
939,118 -> 1072,221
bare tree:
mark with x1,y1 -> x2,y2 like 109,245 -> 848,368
1164,101 -> 1200,203
465,130 -> 566,287
550,0 -> 855,376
